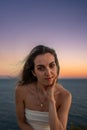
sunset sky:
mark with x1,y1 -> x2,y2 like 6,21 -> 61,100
0,0 -> 87,78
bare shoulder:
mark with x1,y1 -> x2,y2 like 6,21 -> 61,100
15,83 -> 36,97
56,83 -> 72,103
15,83 -> 32,99
15,83 -> 34,91
15,84 -> 26,94
15,85 -> 25,100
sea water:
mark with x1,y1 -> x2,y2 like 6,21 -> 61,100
0,78 -> 87,130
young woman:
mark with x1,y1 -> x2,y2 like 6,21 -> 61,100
15,45 -> 72,130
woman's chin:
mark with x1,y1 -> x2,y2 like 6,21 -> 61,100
43,82 -> 53,88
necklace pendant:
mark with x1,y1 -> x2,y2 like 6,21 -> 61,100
41,103 -> 43,107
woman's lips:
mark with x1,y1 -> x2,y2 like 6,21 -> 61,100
45,77 -> 53,80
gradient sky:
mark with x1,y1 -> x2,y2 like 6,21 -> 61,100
0,0 -> 87,78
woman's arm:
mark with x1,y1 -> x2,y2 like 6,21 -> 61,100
15,85 -> 34,130
49,91 -> 72,130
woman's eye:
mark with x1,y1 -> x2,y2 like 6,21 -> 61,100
50,63 -> 55,68
37,67 -> 45,71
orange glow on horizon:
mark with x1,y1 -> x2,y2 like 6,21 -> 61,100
0,66 -> 87,78
0,53 -> 87,78
59,66 -> 87,78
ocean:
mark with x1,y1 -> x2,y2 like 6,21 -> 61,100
0,78 -> 87,130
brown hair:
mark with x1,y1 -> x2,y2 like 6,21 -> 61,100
18,45 -> 60,85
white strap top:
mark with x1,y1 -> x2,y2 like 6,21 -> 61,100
25,108 -> 50,130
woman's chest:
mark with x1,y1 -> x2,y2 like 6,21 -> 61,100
24,90 -> 49,111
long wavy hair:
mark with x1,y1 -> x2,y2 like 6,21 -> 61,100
18,45 -> 60,85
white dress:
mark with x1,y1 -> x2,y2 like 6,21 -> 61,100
25,108 -> 50,130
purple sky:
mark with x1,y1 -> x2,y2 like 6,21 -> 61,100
0,0 -> 87,78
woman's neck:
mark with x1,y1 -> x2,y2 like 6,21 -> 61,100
36,82 -> 48,94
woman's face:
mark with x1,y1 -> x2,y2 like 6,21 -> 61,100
33,53 -> 58,86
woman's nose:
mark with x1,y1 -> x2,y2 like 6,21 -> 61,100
45,68 -> 51,76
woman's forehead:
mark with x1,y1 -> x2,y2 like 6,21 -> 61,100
34,53 -> 55,65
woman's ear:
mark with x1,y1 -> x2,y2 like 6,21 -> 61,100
32,70 -> 36,77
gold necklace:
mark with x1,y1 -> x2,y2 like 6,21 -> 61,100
40,103 -> 44,108
36,87 -> 46,108
37,92 -> 45,108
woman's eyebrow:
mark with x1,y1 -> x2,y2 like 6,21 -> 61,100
36,64 -> 45,67
36,61 -> 55,67
49,61 -> 55,64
